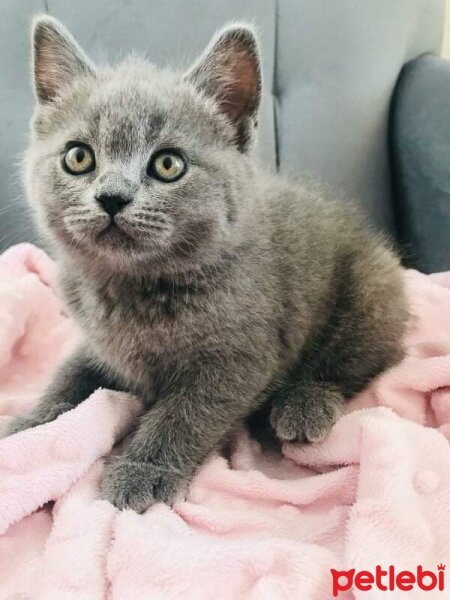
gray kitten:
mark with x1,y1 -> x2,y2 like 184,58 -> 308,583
6,16 -> 408,512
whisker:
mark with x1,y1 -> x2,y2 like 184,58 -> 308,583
127,218 -> 168,229
65,217 -> 95,225
131,213 -> 168,224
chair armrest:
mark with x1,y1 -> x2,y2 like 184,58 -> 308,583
391,55 -> 450,272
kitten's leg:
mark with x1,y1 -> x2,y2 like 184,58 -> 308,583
4,345 -> 115,437
270,380 -> 344,443
270,246 -> 408,444
101,353 -> 268,512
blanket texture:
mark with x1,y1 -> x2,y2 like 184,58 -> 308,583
0,243 -> 449,599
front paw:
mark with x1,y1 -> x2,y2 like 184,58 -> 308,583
270,382 -> 343,443
1,401 -> 74,439
1,415 -> 46,439
101,458 -> 186,512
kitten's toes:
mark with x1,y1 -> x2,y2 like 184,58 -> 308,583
270,383 -> 343,443
101,458 -> 186,512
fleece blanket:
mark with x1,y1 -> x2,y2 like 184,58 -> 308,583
0,243 -> 449,600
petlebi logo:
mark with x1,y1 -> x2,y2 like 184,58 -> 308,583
331,564 -> 446,596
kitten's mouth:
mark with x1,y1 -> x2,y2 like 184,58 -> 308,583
96,220 -> 133,243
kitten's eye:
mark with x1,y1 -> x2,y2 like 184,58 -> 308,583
148,150 -> 187,182
63,144 -> 95,175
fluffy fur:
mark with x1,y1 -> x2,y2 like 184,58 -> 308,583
7,16 -> 408,511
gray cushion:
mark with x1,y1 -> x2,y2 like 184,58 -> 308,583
391,55 -> 450,272
275,0 -> 444,235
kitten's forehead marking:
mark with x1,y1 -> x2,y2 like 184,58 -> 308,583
87,84 -> 167,160
98,106 -> 166,161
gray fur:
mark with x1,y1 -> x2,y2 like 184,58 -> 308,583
7,16 -> 408,511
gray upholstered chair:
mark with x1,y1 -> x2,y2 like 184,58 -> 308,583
0,0 -> 448,271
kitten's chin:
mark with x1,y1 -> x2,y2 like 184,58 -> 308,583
96,221 -> 135,246
55,221 -> 170,270
55,218 -> 211,274
61,219 -> 154,251
59,222 -> 134,254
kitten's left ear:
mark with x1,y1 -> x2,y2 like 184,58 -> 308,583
32,16 -> 94,103
185,24 -> 261,152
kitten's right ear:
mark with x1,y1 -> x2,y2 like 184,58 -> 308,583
32,16 -> 94,103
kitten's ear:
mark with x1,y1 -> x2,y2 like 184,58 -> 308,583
32,16 -> 94,103
185,24 -> 261,152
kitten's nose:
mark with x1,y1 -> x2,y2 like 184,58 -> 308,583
95,193 -> 132,217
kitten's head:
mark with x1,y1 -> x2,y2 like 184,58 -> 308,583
25,16 -> 261,273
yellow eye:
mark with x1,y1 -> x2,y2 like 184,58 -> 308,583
63,145 -> 95,175
149,150 -> 187,182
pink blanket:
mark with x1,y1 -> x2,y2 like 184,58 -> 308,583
0,243 -> 449,599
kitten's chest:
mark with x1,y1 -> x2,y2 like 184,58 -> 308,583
67,279 -> 211,382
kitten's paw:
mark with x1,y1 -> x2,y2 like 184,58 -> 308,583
101,458 -> 186,512
1,401 -> 75,439
270,382 -> 343,443
0,415 -> 47,439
